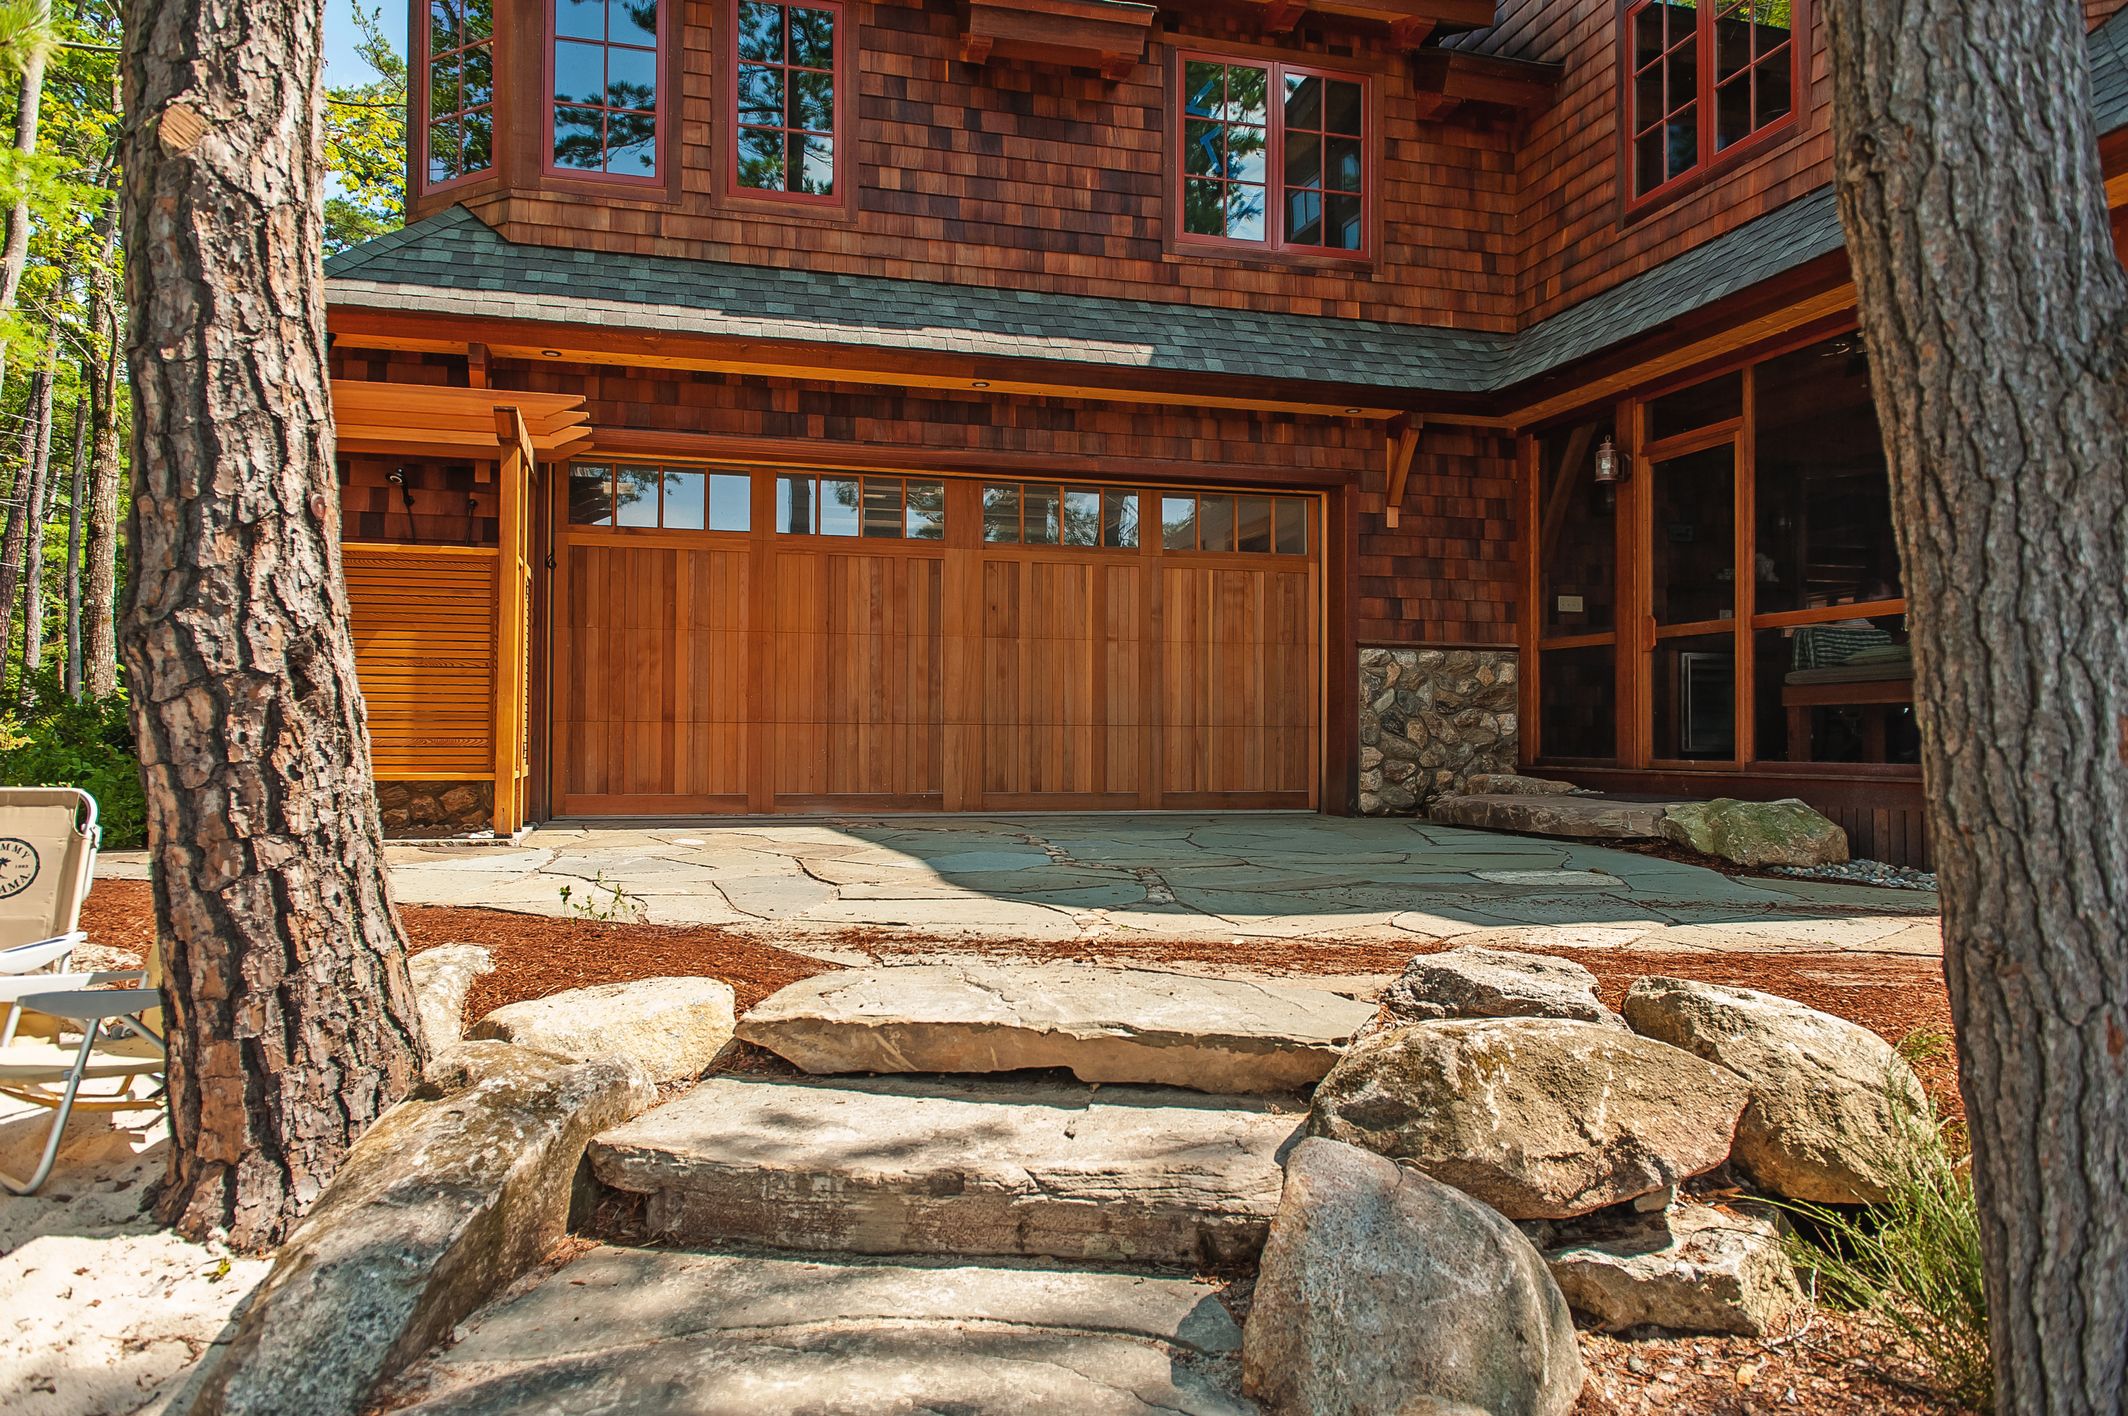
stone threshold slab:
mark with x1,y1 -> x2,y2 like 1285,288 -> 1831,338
588,1074 -> 1302,1266
1428,793 -> 1696,841
736,962 -> 1376,1093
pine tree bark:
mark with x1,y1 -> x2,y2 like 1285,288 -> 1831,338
18,354 -> 55,702
0,364 -> 50,678
63,389 -> 83,700
82,225 -> 121,700
1827,3 -> 2128,1410
120,0 -> 426,1250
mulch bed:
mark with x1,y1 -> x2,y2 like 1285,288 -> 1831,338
1572,1316 -> 1968,1415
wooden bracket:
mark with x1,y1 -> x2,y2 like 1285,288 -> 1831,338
466,341 -> 490,389
1388,17 -> 1435,48
1262,0 -> 1308,34
960,32 -> 994,64
1099,49 -> 1137,80
1383,415 -> 1422,529
494,406 -> 536,475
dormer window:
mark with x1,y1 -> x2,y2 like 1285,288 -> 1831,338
423,0 -> 495,188
1175,53 -> 1370,258
551,0 -> 663,179
1625,0 -> 1801,206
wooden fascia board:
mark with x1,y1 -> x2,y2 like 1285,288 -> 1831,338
1409,49 -> 1564,120
325,306 -> 1450,420
1301,0 -> 1494,33
961,0 -> 1155,78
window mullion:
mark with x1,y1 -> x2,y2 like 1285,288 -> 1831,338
1269,62 -> 1286,250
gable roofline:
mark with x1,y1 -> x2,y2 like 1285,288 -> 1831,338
328,12 -> 2128,407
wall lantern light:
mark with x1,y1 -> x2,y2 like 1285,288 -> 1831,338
1592,434 -> 1624,486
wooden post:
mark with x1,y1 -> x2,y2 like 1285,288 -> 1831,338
492,407 -> 532,837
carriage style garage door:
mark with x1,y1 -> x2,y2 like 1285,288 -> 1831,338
550,467 -> 1322,815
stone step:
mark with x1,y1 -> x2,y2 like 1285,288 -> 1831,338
587,1073 -> 1301,1266
1428,792 -> 1694,841
736,962 -> 1375,1093
382,1245 -> 1253,1416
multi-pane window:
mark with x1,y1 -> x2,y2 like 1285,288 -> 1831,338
552,0 -> 661,177
982,485 -> 1139,548
1180,58 -> 1366,254
1158,494 -> 1309,555
734,0 -> 840,197
425,0 -> 495,186
569,463 -> 750,529
1627,0 -> 1798,202
776,474 -> 943,539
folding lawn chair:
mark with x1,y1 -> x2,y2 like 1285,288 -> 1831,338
0,786 -> 164,1197
0,785 -> 101,1003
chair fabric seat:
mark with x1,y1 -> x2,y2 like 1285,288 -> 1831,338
0,1032 -> 163,1081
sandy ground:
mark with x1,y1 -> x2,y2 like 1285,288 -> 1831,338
0,1087 -> 268,1416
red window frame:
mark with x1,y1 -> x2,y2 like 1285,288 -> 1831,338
1621,0 -> 1807,214
1171,49 -> 1374,261
415,0 -> 496,196
725,0 -> 849,206
544,0 -> 669,187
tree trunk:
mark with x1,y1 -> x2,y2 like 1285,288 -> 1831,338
1826,3 -> 2128,1410
120,0 -> 426,1250
19,353 -> 55,704
63,389 -> 83,700
0,364 -> 49,678
0,2 -> 49,401
82,228 -> 122,701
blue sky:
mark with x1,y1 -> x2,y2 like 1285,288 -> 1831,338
324,0 -> 407,88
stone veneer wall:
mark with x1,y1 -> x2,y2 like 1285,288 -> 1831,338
1357,648 -> 1519,815
376,780 -> 495,838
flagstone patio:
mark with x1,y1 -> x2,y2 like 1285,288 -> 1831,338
110,815 -> 1938,959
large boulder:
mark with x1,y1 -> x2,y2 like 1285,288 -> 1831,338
1658,798 -> 1848,868
1308,1018 -> 1749,1219
1243,1138 -> 1583,1416
1623,977 -> 1926,1204
406,943 -> 494,1050
1542,1202 -> 1804,1337
469,976 -> 737,1087
177,1042 -> 653,1416
1373,946 -> 1621,1030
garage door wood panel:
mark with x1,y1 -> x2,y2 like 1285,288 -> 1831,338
553,476 -> 1320,816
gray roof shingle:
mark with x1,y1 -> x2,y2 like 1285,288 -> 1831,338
328,12 -> 2128,400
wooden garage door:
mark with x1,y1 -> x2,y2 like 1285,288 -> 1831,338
551,468 -> 1319,815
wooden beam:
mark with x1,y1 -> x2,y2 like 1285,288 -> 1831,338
491,407 -> 531,838
1388,17 -> 1435,48
466,342 -> 490,388
1382,416 -> 1421,528
1263,0 -> 1308,33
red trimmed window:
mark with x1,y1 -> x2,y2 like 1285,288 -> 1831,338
1627,0 -> 1800,202
424,0 -> 494,187
734,0 -> 842,198
551,0 -> 662,178
1179,56 -> 1367,255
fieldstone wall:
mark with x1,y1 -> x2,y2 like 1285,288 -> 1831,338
1358,648 -> 1519,815
376,780 -> 495,838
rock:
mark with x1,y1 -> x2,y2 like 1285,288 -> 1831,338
1373,946 -> 1621,1030
1308,1018 -> 1749,1219
1242,1138 -> 1583,1416
1544,1202 -> 1805,1336
1658,798 -> 1849,868
406,944 -> 494,1050
177,1042 -> 653,1416
469,976 -> 736,1087
588,1074 -> 1299,1266
381,1246 -> 1252,1416
1464,773 -> 1580,796
1428,793 -> 1680,840
1623,977 -> 1927,1204
737,963 -> 1374,1094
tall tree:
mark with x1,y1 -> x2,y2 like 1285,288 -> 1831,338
1827,2 -> 2127,1410
0,354 -> 50,670
61,380 -> 80,697
120,0 -> 426,1248
18,334 -> 57,700
0,0 -> 52,398
79,206 -> 116,697
323,2 -> 406,254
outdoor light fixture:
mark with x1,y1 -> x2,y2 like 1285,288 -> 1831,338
971,380 -> 991,388
540,349 -> 561,358
1592,434 -> 1623,486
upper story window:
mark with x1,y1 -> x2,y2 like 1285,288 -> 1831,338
1626,0 -> 1800,205
1177,55 -> 1368,257
733,0 -> 842,199
551,0 -> 662,178
424,0 -> 495,187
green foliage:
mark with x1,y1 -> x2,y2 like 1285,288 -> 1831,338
0,674 -> 143,847
1784,1066 -> 1991,1410
325,2 -> 406,254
